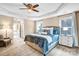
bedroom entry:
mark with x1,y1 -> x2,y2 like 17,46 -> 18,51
13,18 -> 24,39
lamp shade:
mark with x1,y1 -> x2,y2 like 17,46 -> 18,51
63,27 -> 68,31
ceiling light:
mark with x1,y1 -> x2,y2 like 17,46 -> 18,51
28,9 -> 32,12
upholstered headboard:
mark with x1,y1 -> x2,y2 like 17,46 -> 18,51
41,26 -> 60,35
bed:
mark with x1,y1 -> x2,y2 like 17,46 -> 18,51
24,27 -> 59,56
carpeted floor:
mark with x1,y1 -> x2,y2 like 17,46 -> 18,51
0,38 -> 79,56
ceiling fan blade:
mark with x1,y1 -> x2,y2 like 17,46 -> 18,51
33,4 -> 39,8
23,3 -> 28,7
32,9 -> 39,12
20,8 -> 27,9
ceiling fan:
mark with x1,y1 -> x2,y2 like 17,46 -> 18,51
20,3 -> 39,12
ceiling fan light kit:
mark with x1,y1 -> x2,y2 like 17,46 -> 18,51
28,9 -> 32,12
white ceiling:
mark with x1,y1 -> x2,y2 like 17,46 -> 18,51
0,3 -> 79,20
0,3 -> 62,19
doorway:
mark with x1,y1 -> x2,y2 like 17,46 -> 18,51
13,22 -> 20,38
13,19 -> 24,39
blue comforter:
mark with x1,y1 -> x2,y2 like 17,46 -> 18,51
24,34 -> 59,53
24,35 -> 48,52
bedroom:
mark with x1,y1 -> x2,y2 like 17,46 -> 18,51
0,3 -> 79,56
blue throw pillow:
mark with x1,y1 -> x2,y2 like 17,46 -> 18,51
52,35 -> 59,42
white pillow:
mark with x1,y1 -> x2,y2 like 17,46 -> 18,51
41,32 -> 47,35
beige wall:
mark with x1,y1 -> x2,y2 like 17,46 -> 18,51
42,17 -> 59,27
58,13 -> 72,20
23,14 -> 72,35
24,20 -> 35,35
42,13 -> 72,27
0,15 -> 13,39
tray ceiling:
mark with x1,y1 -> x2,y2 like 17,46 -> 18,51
0,3 -> 62,19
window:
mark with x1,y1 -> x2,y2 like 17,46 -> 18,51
60,16 -> 73,36
36,21 -> 43,34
